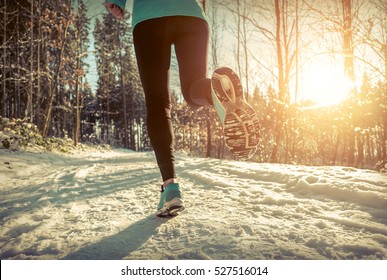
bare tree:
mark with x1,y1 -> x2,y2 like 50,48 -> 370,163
42,0 -> 72,137
2,0 -> 7,116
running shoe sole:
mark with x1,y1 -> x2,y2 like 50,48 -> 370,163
211,67 -> 260,160
156,198 -> 185,217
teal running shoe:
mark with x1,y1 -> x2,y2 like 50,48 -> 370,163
156,183 -> 185,217
211,66 -> 260,160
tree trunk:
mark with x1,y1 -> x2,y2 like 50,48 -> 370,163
206,109 -> 211,157
383,44 -> 387,83
342,0 -> 355,82
342,0 -> 355,166
117,22 -> 129,149
74,39 -> 81,146
74,0 -> 83,146
42,0 -> 72,137
291,0 -> 300,162
236,0 -> 242,79
383,113 -> 387,161
2,0 -> 7,117
242,1 -> 249,100
356,132 -> 364,168
16,12 -> 21,118
27,0 -> 34,121
36,0 -> 41,127
270,0 -> 285,163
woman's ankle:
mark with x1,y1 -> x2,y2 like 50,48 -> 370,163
163,178 -> 176,188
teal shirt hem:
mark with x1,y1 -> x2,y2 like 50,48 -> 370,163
105,0 -> 207,29
132,0 -> 206,29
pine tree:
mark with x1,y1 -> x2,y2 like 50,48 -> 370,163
94,12 -> 146,150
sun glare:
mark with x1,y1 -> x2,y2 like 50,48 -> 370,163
301,62 -> 353,107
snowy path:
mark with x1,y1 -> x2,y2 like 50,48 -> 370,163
1,149 -> 386,260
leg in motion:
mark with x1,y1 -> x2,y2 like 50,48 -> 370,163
133,19 -> 175,182
133,18 -> 184,216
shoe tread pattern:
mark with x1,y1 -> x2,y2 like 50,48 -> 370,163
212,67 -> 260,160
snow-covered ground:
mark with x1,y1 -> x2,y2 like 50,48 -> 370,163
1,148 -> 386,260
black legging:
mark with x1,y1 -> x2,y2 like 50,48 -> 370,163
133,16 -> 211,181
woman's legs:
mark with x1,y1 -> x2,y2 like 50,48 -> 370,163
133,18 -> 175,183
133,16 -> 211,185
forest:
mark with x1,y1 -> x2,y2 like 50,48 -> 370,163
0,0 -> 386,170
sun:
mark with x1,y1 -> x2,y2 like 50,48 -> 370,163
301,61 -> 353,107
